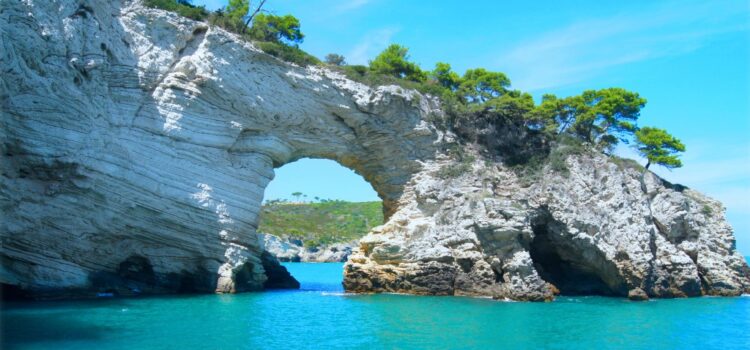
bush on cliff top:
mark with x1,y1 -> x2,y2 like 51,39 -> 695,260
144,0 -> 319,67
145,1 -> 685,172
144,0 -> 209,21
255,41 -> 320,67
354,45 -> 684,171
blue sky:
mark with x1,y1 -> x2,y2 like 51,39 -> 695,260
264,158 -> 378,202
193,0 -> 749,254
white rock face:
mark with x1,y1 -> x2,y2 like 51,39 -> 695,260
344,153 -> 750,300
0,0 -> 438,298
260,233 -> 355,262
1,0 -> 747,300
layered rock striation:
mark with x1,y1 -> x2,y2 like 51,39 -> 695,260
260,233 -> 356,263
1,0 -> 748,300
344,153 -> 750,300
1,0 -> 436,299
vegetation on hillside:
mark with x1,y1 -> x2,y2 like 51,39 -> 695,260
258,200 -> 383,247
144,0 -> 319,66
324,53 -> 346,66
144,0 -> 686,173
144,0 -> 209,20
360,45 -> 685,175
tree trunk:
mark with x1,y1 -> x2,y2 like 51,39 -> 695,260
240,0 -> 268,35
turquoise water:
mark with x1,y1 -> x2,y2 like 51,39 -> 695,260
2,262 -> 749,349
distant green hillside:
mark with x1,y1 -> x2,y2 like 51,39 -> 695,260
258,201 -> 383,247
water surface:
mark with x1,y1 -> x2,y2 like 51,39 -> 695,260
2,262 -> 749,349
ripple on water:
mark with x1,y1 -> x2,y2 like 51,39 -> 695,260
2,262 -> 749,350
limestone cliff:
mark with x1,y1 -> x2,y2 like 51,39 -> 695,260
1,0 -> 747,300
344,152 -> 750,300
1,0 -> 436,298
260,233 -> 355,263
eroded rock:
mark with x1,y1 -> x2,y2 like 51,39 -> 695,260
344,154 -> 750,300
0,0 -> 437,298
260,233 -> 356,262
1,0 -> 747,301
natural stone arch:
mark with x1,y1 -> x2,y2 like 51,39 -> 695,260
0,0 -> 441,297
213,90 -> 440,292
2,0 -> 748,300
227,99 -> 436,222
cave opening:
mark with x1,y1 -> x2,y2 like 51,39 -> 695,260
528,215 -> 625,296
260,158 -> 384,291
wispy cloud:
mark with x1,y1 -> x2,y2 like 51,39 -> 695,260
617,140 -> 750,252
336,0 -> 373,12
617,141 -> 750,215
498,1 -> 749,91
346,27 -> 399,65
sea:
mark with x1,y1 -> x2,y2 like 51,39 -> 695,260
2,261 -> 749,349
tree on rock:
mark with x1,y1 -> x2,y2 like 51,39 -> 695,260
571,88 -> 644,151
530,94 -> 581,135
431,62 -> 461,91
458,68 -> 510,104
532,88 -> 645,152
226,0 -> 250,25
369,44 -> 426,82
224,0 -> 271,35
634,127 -> 685,169
325,53 -> 346,66
247,13 -> 304,45
291,192 -> 303,202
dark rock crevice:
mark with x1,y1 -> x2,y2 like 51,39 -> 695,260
87,255 -> 217,297
1,283 -> 32,301
528,211 -> 628,296
260,251 -> 300,290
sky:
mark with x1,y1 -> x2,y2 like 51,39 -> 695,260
194,0 -> 749,254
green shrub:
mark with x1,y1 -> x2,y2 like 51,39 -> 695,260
258,201 -> 383,244
457,68 -> 510,104
437,162 -> 472,179
324,53 -> 346,66
303,238 -> 320,248
246,14 -> 304,44
339,65 -> 368,79
436,145 -> 475,179
369,44 -> 426,82
255,41 -> 321,67
635,126 -> 685,170
336,65 -> 446,97
545,135 -> 588,175
145,2 -> 676,180
144,0 -> 209,21
610,155 -> 646,172
208,11 -> 245,32
145,1 -> 321,67
509,134 -> 587,182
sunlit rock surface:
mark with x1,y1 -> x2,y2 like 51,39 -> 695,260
344,154 -> 750,300
0,0 -> 437,298
1,0 -> 747,300
260,234 -> 356,263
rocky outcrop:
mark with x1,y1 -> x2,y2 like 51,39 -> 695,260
1,0 -> 747,301
344,152 -> 750,300
260,233 -> 355,262
0,0 -> 437,299
259,251 -> 299,289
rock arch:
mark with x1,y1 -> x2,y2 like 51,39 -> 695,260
0,0 -> 441,298
2,0 -> 748,300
